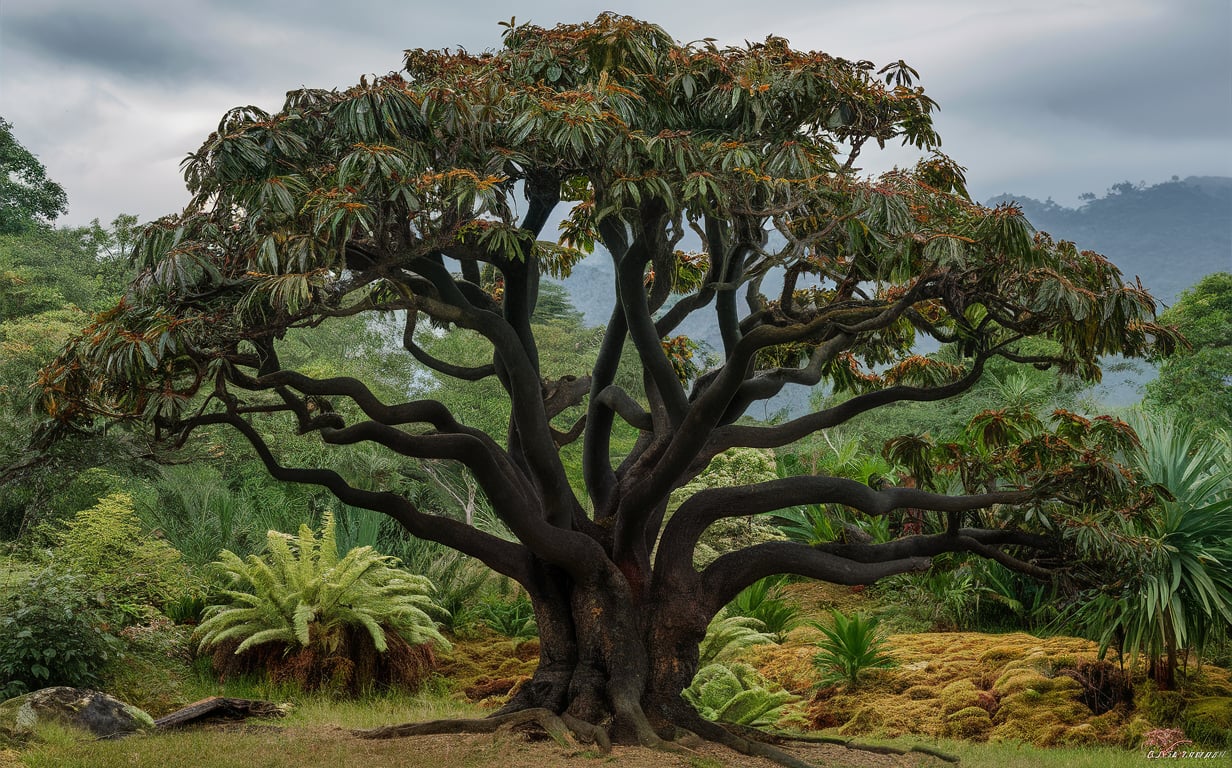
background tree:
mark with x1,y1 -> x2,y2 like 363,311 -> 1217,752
0,118 -> 68,235
1146,272 -> 1232,433
0,215 -> 138,537
43,15 -> 1179,764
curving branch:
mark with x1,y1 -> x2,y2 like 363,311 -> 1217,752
702,542 -> 930,613
192,410 -> 533,583
711,353 -> 992,452
610,205 -> 690,426
402,311 -> 496,381
657,474 -> 1036,586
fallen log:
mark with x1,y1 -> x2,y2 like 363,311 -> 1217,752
154,697 -> 290,730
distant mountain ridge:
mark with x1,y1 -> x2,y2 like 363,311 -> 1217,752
986,176 -> 1232,308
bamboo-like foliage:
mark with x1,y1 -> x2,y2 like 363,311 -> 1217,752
195,512 -> 449,658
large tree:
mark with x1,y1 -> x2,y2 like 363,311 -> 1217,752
43,15 -> 1178,763
0,118 -> 68,235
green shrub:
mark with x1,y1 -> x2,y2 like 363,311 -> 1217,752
47,491 -> 198,624
0,568 -> 120,700
1070,416 -> 1232,687
811,610 -> 897,688
683,662 -> 800,726
194,513 -> 449,694
422,552 -> 492,635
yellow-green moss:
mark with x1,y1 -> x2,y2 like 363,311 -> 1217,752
990,677 -> 1092,746
938,680 -> 982,714
747,629 -> 1230,749
903,684 -> 937,700
1137,684 -> 1188,723
992,669 -> 1054,696
838,705 -> 883,735
435,635 -> 538,706
979,645 -> 1025,666
945,706 -> 993,739
1181,696 -> 1232,747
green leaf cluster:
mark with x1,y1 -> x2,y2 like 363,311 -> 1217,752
1072,414 -> 1232,683
726,577 -> 802,643
697,613 -> 776,667
1146,272 -> 1232,433
477,592 -> 538,640
683,662 -> 799,727
0,118 -> 67,235
195,512 -> 450,658
0,568 -> 120,700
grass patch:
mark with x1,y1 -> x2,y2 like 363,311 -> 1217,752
12,691 -> 487,768
889,736 -> 1160,768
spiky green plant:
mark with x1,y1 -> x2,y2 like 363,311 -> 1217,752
811,610 -> 897,688
478,592 -> 538,640
1073,415 -> 1232,687
683,662 -> 800,726
194,512 -> 449,660
726,577 -> 803,643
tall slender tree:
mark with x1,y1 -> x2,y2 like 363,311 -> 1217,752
43,15 -> 1178,763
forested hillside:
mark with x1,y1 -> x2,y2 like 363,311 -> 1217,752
987,177 -> 1231,308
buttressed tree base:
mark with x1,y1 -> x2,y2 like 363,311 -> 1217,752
44,14 -> 1179,766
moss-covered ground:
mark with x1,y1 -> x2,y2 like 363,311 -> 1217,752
739,601 -> 1231,751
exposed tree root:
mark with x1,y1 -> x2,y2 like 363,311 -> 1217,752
353,707 -> 576,745
686,720 -> 818,768
353,704 -> 959,767
769,732 -> 960,763
560,713 -> 611,753
669,709 -> 963,768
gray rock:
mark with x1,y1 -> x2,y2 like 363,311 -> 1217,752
0,687 -> 154,744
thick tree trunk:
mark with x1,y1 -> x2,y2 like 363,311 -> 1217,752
490,559 -> 710,747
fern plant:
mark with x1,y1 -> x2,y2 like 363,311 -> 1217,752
683,662 -> 800,726
811,610 -> 897,688
194,512 -> 449,692
697,614 -> 776,667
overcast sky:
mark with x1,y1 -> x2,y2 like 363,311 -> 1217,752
2,0 -> 1229,227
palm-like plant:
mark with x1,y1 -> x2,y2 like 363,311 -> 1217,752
727,577 -> 803,643
1078,415 -> 1232,687
811,610 -> 897,688
195,512 -> 449,691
